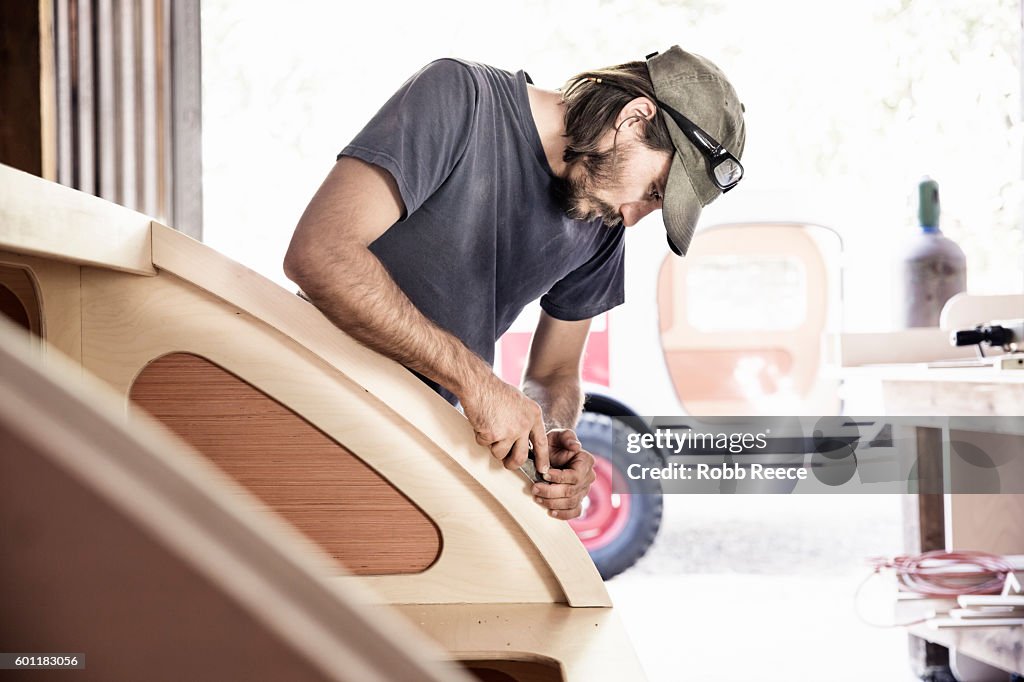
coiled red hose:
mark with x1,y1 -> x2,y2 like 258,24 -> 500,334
867,550 -> 1013,596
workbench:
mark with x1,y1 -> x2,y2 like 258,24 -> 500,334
842,362 -> 1024,676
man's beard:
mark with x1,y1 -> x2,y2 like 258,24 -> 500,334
553,144 -> 634,227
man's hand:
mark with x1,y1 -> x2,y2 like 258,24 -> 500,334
532,428 -> 596,520
461,374 -> 551,475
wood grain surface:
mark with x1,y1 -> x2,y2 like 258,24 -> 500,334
0,317 -> 471,682
81,265 -> 564,605
130,352 -> 442,575
150,223 -> 609,607
395,603 -> 647,681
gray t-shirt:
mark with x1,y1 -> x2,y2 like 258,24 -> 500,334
339,58 -> 625,402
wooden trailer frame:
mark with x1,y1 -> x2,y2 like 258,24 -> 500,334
0,164 -> 647,681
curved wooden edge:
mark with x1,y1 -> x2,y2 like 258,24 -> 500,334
0,164 -> 155,275
150,223 -> 611,608
0,317 -> 473,682
394,604 -> 648,681
0,250 -> 83,363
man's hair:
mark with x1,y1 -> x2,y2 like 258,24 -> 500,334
560,60 -> 675,168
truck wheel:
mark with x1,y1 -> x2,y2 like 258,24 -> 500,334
570,412 -> 663,580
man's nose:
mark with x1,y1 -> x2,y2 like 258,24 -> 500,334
620,202 -> 658,227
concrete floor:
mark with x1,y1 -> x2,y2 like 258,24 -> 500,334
606,494 -> 922,681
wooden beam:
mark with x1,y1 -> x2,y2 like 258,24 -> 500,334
0,163 -> 155,275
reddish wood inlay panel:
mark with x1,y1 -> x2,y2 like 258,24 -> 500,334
129,352 -> 441,575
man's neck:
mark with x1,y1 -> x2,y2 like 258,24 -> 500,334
526,84 -> 570,178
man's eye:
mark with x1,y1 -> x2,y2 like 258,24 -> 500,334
650,187 -> 663,202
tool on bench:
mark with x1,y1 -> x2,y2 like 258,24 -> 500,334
951,318 -> 1024,368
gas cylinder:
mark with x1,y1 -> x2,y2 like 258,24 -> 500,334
900,177 -> 967,327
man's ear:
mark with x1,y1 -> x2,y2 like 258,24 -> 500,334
615,97 -> 658,128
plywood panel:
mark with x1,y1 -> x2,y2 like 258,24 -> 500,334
947,431 -> 1024,555
82,266 -> 564,605
396,604 -> 647,681
0,317 -> 472,682
0,265 -> 40,334
882,380 -> 1024,418
130,352 -> 442,575
0,164 -> 155,274
0,251 -> 82,363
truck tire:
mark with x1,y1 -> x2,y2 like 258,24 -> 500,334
570,411 -> 663,580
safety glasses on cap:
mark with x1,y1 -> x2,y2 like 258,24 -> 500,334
657,100 -> 743,192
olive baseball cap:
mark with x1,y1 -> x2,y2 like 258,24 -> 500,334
646,46 -> 746,256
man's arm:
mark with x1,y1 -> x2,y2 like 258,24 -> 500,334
522,312 -> 597,519
521,312 -> 590,429
284,157 -> 550,473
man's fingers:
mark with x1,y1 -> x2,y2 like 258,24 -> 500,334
504,438 -> 529,470
547,507 -> 583,520
570,451 -> 595,477
488,439 -> 514,462
531,420 -> 550,476
541,466 -> 581,486
534,494 -> 582,511
531,482 -> 574,499
551,429 -> 582,452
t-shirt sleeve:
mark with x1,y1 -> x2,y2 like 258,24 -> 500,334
540,225 -> 626,321
338,59 -> 477,217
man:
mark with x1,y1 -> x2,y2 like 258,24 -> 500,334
284,46 -> 745,520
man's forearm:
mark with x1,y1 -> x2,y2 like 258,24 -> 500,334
522,374 -> 584,431
292,245 -> 489,400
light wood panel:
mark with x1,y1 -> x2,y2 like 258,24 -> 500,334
82,266 -> 565,605
940,293 -> 1024,331
0,318 -> 471,682
0,251 -> 81,363
907,621 -> 1023,674
130,352 -> 442,575
840,328 -> 976,366
395,604 -> 647,681
0,163 -> 155,274
881,379 -> 1024,418
947,430 -> 1024,556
